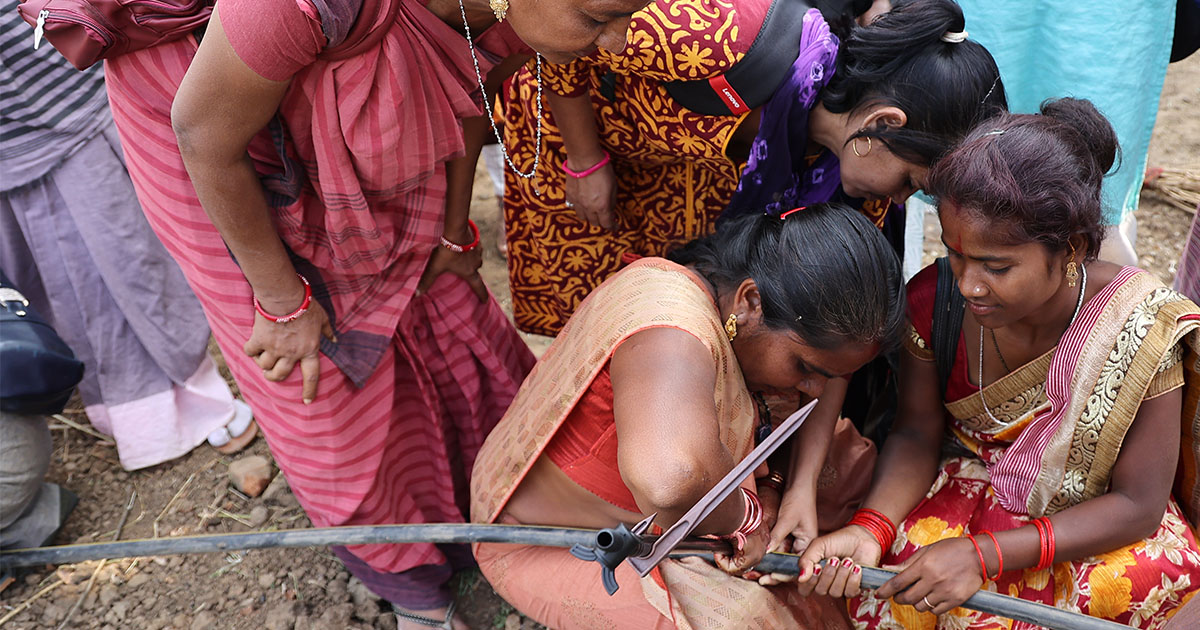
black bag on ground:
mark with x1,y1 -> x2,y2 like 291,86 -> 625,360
0,269 -> 84,415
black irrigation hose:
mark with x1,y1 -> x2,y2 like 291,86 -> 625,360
1,523 -> 1132,630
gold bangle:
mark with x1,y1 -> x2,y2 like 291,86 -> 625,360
759,470 -> 786,492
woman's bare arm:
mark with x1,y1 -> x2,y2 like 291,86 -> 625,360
172,5 -> 332,401
611,327 -> 747,534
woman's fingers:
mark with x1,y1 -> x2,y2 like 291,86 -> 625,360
874,562 -> 921,601
845,560 -> 864,598
299,354 -> 320,405
810,557 -> 845,596
713,552 -> 738,574
253,350 -> 279,371
263,355 -> 296,382
244,303 -> 331,403
467,272 -> 489,302
825,558 -> 857,598
753,568 -> 792,585
244,335 -> 265,357
595,206 -> 616,231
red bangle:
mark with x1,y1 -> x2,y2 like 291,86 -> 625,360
967,534 -> 989,582
858,508 -> 896,532
562,150 -> 611,179
1044,519 -> 1055,570
980,531 -> 1003,580
848,508 -> 897,553
1031,519 -> 1045,570
253,274 -> 312,323
720,487 -> 764,556
1032,517 -> 1055,570
440,219 -> 480,253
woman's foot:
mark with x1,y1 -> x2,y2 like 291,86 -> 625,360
392,600 -> 470,630
207,400 -> 258,455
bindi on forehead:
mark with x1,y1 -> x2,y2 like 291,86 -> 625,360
947,232 -> 963,253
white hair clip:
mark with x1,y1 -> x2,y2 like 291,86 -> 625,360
941,30 -> 968,43
984,129 -> 1006,136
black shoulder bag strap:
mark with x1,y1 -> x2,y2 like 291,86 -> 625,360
932,257 -> 965,396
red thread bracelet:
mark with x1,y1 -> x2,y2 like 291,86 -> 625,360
967,534 -> 989,581
440,219 -> 480,253
254,274 -> 311,324
980,531 -> 1003,580
562,150 -> 611,179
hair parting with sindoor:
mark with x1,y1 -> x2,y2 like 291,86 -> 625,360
667,203 -> 906,351
925,97 -> 1119,261
821,0 -> 1008,166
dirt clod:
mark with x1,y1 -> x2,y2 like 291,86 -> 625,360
228,456 -> 272,498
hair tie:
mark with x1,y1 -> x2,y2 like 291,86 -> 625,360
941,30 -> 968,43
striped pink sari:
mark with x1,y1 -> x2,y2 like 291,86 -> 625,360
103,0 -> 534,606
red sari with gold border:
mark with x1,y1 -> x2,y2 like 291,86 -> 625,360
851,264 -> 1200,629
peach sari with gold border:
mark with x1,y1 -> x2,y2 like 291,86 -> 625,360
470,257 -> 850,629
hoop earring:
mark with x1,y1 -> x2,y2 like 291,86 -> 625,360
1065,242 -> 1080,288
851,136 -> 872,158
490,0 -> 508,21
724,313 -> 739,342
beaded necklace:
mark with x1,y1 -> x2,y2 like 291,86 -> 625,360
457,0 -> 543,190
978,264 -> 1087,423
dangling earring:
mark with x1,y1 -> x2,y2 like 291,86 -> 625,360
725,313 -> 739,342
851,135 -> 872,158
1065,242 -> 1080,288
490,0 -> 508,21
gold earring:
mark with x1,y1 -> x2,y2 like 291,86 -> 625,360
1065,242 -> 1079,288
851,135 -> 872,158
724,313 -> 739,342
490,0 -> 508,21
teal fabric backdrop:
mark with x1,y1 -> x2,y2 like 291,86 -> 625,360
955,0 -> 1176,225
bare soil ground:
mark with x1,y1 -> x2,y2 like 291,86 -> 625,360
2,55 -> 1197,630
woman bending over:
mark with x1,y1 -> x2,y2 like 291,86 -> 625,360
472,204 -> 905,629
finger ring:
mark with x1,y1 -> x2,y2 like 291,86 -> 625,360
564,201 -> 575,208
921,596 -> 934,610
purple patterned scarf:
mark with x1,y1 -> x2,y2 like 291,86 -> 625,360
723,8 -> 841,218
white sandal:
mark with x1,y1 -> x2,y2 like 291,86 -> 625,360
207,400 -> 257,453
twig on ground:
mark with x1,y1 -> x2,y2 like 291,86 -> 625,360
54,490 -> 136,630
49,414 -> 115,446
210,552 -> 244,579
197,488 -> 227,530
0,579 -> 64,626
114,491 -> 135,539
154,474 -> 196,538
214,508 -> 254,527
